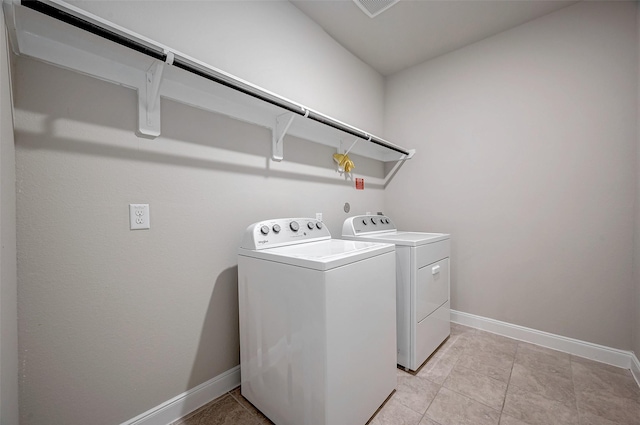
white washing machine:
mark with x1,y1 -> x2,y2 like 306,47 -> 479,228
237,218 -> 397,425
343,215 -> 450,372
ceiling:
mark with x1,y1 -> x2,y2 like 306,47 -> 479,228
290,0 -> 579,76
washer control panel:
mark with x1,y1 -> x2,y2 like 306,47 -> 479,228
342,215 -> 396,236
240,218 -> 330,250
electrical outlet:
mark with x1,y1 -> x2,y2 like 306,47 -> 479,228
316,212 -> 323,221
129,204 -> 150,230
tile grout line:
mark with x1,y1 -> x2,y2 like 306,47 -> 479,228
227,388 -> 265,424
568,356 -> 582,424
440,385 -> 504,416
499,341 -> 531,425
504,340 -> 598,425
392,368 -> 440,424
417,330 -> 510,425
412,327 -> 632,425
457,330 -> 577,425
452,331 -> 512,422
417,384 -> 444,425
570,355 -> 640,418
415,334 -> 459,425
172,393 -> 231,425
505,339 -> 573,425
500,341 -> 518,418
404,333 -> 460,424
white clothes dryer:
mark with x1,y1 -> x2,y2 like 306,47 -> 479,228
343,215 -> 451,372
238,218 -> 397,425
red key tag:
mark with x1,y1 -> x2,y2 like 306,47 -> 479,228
355,178 -> 364,190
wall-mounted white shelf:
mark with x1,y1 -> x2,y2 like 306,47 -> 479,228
3,0 -> 415,163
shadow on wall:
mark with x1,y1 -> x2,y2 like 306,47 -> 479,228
187,266 -> 240,392
13,56 -> 386,187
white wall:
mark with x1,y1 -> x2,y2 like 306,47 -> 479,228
385,1 -> 637,350
634,4 -> 640,360
13,2 -> 386,424
12,1 -> 640,423
0,6 -> 19,425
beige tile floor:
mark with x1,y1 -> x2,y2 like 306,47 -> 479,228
172,324 -> 640,425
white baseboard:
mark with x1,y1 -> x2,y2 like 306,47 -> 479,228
120,365 -> 241,425
631,352 -> 640,388
451,310 -> 633,370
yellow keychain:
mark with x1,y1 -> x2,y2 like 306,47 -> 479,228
333,153 -> 355,173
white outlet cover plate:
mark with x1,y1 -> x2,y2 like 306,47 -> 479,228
130,204 -> 150,230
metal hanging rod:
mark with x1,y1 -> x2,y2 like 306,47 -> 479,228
170,55 -> 308,117
22,0 -> 167,61
20,0 -> 411,157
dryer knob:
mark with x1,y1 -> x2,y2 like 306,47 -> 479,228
316,222 -> 323,229
307,222 -> 314,230
260,225 -> 269,235
272,224 -> 281,233
290,221 -> 300,231
371,217 -> 377,224
362,219 -> 368,225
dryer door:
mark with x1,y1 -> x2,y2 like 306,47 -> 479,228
416,258 -> 449,322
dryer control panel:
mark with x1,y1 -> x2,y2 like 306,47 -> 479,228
240,218 -> 331,250
342,215 -> 396,236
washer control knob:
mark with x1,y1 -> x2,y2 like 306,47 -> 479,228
260,225 -> 269,235
307,222 -> 314,230
272,224 -> 281,233
316,222 -> 323,229
290,221 -> 299,232
362,219 -> 368,225
371,217 -> 377,224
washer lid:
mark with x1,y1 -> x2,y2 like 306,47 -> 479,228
344,231 -> 449,247
238,239 -> 394,271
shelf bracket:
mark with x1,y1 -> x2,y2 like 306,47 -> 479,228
2,1 -> 21,55
272,112 -> 296,161
383,149 -> 416,188
138,53 -> 174,138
